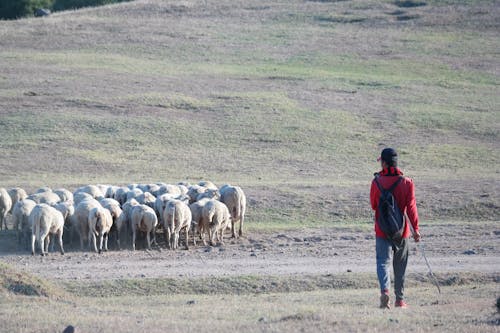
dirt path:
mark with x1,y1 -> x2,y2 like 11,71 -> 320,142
1,223 -> 498,281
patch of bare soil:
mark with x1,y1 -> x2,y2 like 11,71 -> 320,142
1,223 -> 498,282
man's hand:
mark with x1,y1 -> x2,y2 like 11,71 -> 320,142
413,231 -> 421,243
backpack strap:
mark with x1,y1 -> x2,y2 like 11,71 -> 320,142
374,176 -> 403,193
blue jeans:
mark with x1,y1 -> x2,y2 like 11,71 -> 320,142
376,237 -> 409,301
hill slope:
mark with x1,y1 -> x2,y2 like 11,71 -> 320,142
0,0 -> 498,225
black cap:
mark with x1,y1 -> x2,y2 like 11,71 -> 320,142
378,148 -> 398,166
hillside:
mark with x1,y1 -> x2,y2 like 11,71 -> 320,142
0,0 -> 498,226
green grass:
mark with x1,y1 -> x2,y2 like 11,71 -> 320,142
0,0 -> 498,222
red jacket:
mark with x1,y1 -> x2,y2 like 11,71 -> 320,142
370,167 -> 419,239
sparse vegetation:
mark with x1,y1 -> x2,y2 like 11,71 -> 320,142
0,0 -> 498,332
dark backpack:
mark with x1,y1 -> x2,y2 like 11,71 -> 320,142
374,176 -> 405,243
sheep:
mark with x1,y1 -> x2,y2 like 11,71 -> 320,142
163,199 -> 192,250
35,186 -> 52,193
120,198 -> 140,241
12,199 -> 36,246
154,193 -> 176,226
187,185 -> 207,204
0,188 -> 13,230
73,192 -> 94,205
136,192 -> 156,208
96,184 -> 110,198
53,188 -> 73,203
8,187 -> 27,212
146,183 -> 161,196
74,185 -> 104,201
100,198 -> 125,249
113,186 -> 129,204
202,199 -> 232,246
159,184 -> 186,197
105,185 -> 119,199
88,206 -> 113,253
52,201 -> 75,228
126,188 -> 143,202
71,198 -> 101,251
198,180 -> 218,191
27,191 -> 60,205
30,204 -> 65,256
196,188 -> 220,202
189,198 -> 211,246
130,204 -> 158,251
220,185 -> 247,238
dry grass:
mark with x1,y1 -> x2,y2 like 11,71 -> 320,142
0,279 -> 498,332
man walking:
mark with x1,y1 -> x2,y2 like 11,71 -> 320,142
370,148 -> 421,309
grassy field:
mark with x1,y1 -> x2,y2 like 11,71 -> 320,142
0,1 -> 499,332
0,0 -> 498,227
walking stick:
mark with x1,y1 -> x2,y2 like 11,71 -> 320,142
406,213 -> 441,294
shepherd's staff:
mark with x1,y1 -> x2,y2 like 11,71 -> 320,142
406,212 -> 441,294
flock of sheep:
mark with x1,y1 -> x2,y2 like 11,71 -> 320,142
0,182 -> 247,256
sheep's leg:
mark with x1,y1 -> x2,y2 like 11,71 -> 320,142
46,234 -> 51,254
104,233 -> 109,252
146,230 -> 151,250
2,213 -> 8,230
132,228 -> 137,251
152,229 -> 158,246
201,225 -> 207,246
239,215 -> 244,237
185,226 -> 189,250
58,229 -> 65,255
209,227 -> 216,246
49,234 -> 55,253
39,235 -> 45,257
116,230 -> 121,250
231,218 -> 237,238
98,232 -> 104,254
31,233 -> 36,256
164,229 -> 170,249
219,229 -> 224,246
92,231 -> 98,253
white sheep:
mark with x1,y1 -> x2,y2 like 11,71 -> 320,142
52,201 -> 75,228
100,198 -> 125,249
113,186 -> 129,204
35,186 -> 52,193
163,199 -> 192,250
12,199 -> 36,246
202,199 -> 232,246
131,204 -> 158,251
187,184 -> 207,204
126,188 -> 143,202
30,204 -> 65,256
71,198 -> 101,250
105,185 -> 119,199
88,206 -> 113,253
8,187 -> 28,213
73,192 -> 94,205
136,192 -> 156,208
0,188 -> 13,230
189,198 -> 211,246
74,185 -> 104,201
27,191 -> 61,205
198,180 -> 218,190
54,188 -> 74,203
220,185 -> 247,238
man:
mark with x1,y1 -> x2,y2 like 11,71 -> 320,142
370,148 -> 421,309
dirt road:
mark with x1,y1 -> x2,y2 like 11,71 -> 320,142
1,223 -> 498,281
